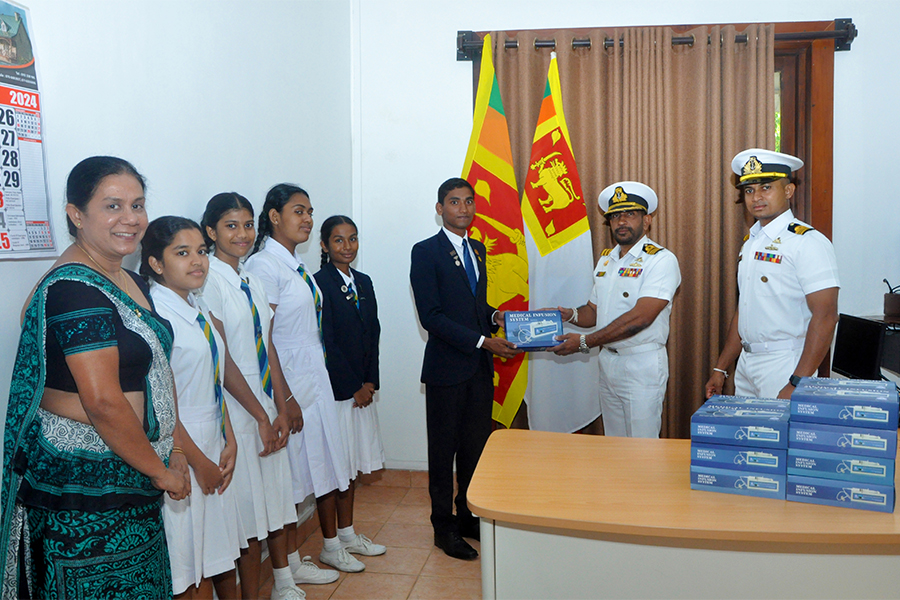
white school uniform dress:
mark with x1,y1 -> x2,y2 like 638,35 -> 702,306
200,255 -> 296,541
245,240 -> 350,501
333,268 -> 385,475
151,283 -> 245,595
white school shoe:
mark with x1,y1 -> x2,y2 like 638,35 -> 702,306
342,533 -> 386,556
319,546 -> 366,573
292,555 -> 340,584
270,582 -> 307,600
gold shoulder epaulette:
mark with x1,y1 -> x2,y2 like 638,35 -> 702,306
642,243 -> 662,255
788,222 -> 814,235
600,248 -> 612,256
743,233 -> 750,242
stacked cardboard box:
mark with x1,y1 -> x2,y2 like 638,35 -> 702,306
786,378 -> 898,512
690,396 -> 790,500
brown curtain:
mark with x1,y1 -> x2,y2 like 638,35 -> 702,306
490,24 -> 775,437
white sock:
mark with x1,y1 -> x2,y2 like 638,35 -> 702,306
337,525 -> 357,544
323,536 -> 341,552
287,550 -> 302,571
273,566 -> 295,590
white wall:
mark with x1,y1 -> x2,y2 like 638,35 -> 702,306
1,0 -> 896,471
356,0 -> 900,468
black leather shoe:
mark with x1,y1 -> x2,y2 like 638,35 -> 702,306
459,519 -> 481,541
434,531 -> 478,560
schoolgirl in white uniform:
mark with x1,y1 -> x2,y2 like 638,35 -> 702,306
200,193 -> 318,600
141,216 -> 243,599
245,185 -> 382,575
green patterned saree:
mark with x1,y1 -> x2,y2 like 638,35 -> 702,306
1,264 -> 177,599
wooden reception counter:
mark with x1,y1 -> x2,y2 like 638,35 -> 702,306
467,429 -> 900,599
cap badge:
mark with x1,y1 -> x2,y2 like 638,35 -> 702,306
612,186 -> 628,205
742,156 -> 763,176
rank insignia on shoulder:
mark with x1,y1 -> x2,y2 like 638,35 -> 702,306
642,243 -> 662,255
788,222 -> 813,235
743,233 -> 750,242
601,248 -> 612,256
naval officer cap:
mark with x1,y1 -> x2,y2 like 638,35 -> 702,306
731,148 -> 803,187
598,181 -> 658,218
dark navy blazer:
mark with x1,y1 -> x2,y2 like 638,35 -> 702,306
410,230 -> 497,387
315,261 -> 380,401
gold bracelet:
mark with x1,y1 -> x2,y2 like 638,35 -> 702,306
171,446 -> 185,455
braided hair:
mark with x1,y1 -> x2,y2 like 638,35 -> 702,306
251,183 -> 310,256
319,215 -> 357,268
200,192 -> 254,249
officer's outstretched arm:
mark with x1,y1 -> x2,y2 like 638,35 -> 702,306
584,297 -> 669,349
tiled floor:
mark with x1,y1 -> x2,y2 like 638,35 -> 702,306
260,470 -> 482,599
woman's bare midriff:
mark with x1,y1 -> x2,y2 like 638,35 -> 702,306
40,387 -> 145,426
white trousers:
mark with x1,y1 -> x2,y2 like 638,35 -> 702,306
734,346 -> 804,399
598,346 -> 668,438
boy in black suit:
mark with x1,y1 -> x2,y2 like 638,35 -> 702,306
410,177 -> 520,560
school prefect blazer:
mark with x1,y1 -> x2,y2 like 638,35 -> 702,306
410,230 -> 498,387
315,261 -> 381,401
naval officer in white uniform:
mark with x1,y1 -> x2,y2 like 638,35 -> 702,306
705,149 -> 839,400
552,181 -> 681,438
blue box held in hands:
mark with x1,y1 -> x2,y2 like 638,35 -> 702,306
504,310 -> 564,350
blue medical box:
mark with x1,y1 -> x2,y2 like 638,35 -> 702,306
690,466 -> 786,500
787,474 -> 895,513
788,422 -> 898,458
787,449 -> 895,485
690,404 -> 790,449
691,442 -> 786,474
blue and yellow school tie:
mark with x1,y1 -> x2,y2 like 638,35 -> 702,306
296,264 -> 324,347
240,278 -> 273,398
196,311 -> 226,438
347,281 -> 360,311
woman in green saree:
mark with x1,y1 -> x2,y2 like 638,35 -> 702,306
0,156 -> 190,599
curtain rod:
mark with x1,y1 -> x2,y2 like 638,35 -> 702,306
457,18 -> 857,61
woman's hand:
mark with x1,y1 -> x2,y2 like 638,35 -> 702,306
153,459 -> 191,501
271,413 -> 291,450
218,440 -> 237,493
283,397 -> 304,433
353,385 -> 375,408
193,454 -> 225,495
257,418 -> 278,457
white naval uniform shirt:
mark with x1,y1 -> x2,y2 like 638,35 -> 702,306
588,235 -> 681,350
737,209 -> 840,345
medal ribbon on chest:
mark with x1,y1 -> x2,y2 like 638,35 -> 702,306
753,251 -> 782,264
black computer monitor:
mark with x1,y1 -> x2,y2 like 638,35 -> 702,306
831,314 -> 886,380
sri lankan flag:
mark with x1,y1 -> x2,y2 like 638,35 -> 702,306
461,34 -> 528,428
522,52 -> 589,256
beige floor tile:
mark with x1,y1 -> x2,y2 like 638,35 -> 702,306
409,575 -> 482,599
421,546 -> 481,579
400,487 -> 430,506
410,470 -> 429,488
362,468 -> 411,488
355,484 -> 408,505
361,546 -> 431,576
387,503 -> 432,525
352,500 -> 397,523
372,523 -> 435,549
330,572 -> 417,599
